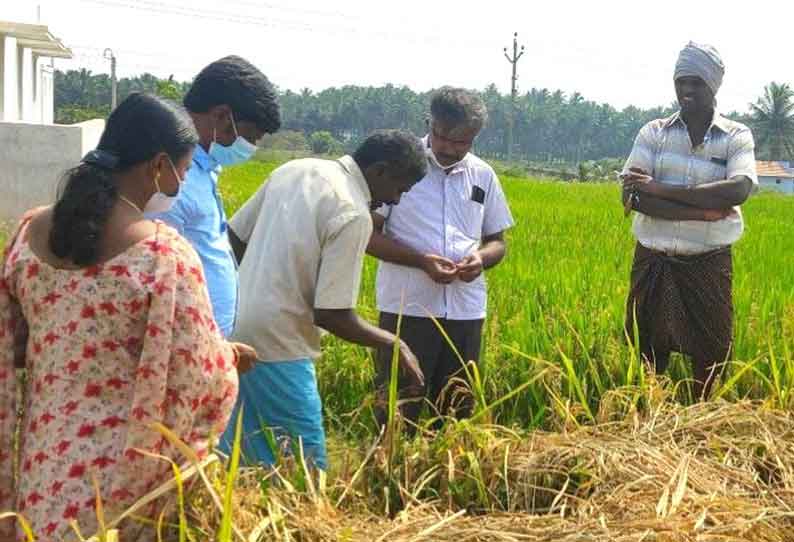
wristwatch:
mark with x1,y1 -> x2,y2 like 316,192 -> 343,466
624,190 -> 639,217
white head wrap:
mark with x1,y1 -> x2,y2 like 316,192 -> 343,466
674,41 -> 725,96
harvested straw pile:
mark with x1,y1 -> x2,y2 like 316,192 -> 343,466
188,399 -> 794,542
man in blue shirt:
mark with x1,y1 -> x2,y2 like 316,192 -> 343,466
149,56 -> 281,337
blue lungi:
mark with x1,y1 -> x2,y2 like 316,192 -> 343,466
219,359 -> 327,470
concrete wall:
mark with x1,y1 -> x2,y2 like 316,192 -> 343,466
0,119 -> 105,222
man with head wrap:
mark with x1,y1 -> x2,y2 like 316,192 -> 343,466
621,42 -> 757,400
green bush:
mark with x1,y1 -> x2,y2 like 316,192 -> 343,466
309,131 -> 343,155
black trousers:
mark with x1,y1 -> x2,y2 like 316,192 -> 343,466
374,312 -> 483,434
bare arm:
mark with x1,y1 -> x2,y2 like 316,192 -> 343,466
366,213 -> 425,269
366,212 -> 458,284
478,232 -> 506,270
621,168 -> 736,221
640,176 -> 753,209
622,186 -> 733,221
456,232 -> 507,283
228,227 -> 247,265
313,308 -> 424,385
314,308 -> 396,350
12,306 -> 28,369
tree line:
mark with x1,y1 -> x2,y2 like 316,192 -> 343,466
55,69 -> 794,165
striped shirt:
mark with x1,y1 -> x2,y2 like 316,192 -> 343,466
624,111 -> 757,255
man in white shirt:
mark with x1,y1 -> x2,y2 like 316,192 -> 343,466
622,42 -> 757,400
220,130 -> 427,470
367,88 -> 514,434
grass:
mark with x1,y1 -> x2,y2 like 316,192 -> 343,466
221,162 -> 794,540
22,393 -> 794,541
5,158 -> 794,540
183,395 -> 794,541
219,160 -> 794,436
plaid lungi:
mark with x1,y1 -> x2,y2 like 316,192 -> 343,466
625,242 -> 733,366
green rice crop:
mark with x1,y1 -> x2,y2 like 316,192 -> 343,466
220,162 -> 794,435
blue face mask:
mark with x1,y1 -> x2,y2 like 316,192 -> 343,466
209,112 -> 257,166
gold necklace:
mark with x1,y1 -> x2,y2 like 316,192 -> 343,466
118,195 -> 143,214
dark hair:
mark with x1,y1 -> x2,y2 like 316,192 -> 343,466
353,130 -> 427,181
50,93 -> 198,266
183,55 -> 281,134
430,87 -> 488,130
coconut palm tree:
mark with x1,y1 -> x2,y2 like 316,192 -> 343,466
748,82 -> 794,161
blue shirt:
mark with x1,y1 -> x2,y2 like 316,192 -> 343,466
147,145 -> 238,337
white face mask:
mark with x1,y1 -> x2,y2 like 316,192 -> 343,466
143,158 -> 184,215
427,146 -> 465,171
208,112 -> 257,166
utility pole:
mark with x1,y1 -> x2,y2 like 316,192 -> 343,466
103,48 -> 117,110
503,32 -> 524,162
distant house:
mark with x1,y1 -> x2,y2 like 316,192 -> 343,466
0,17 -> 104,222
756,161 -> 794,195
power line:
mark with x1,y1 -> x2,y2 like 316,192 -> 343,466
68,0 -> 504,49
73,0 -> 299,30
133,0 -> 366,23
220,0 -> 366,20
70,44 -> 199,64
60,49 -> 197,76
60,0 -> 512,90
67,47 -> 190,70
103,0 -> 355,21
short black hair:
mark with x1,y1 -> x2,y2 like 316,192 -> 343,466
353,130 -> 427,181
183,55 -> 281,134
430,87 -> 488,130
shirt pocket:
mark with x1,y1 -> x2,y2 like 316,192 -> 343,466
708,156 -> 728,182
457,189 -> 485,240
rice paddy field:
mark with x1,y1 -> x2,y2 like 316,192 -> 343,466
7,158 -> 794,541
219,159 -> 794,429
159,158 -> 793,541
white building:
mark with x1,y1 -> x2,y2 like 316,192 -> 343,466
0,15 -> 104,223
756,161 -> 794,195
0,20 -> 70,124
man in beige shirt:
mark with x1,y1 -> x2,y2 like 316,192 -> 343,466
219,130 -> 426,470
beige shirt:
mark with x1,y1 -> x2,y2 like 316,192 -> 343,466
229,155 -> 373,361
624,111 -> 758,255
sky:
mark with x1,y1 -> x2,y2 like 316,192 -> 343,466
4,0 -> 793,113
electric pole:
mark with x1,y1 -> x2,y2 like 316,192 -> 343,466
503,32 -> 524,162
103,48 -> 117,110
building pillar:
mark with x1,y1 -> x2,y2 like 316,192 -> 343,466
2,36 -> 19,122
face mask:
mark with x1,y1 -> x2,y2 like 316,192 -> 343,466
427,146 -> 464,171
209,112 -> 257,166
143,157 -> 183,214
